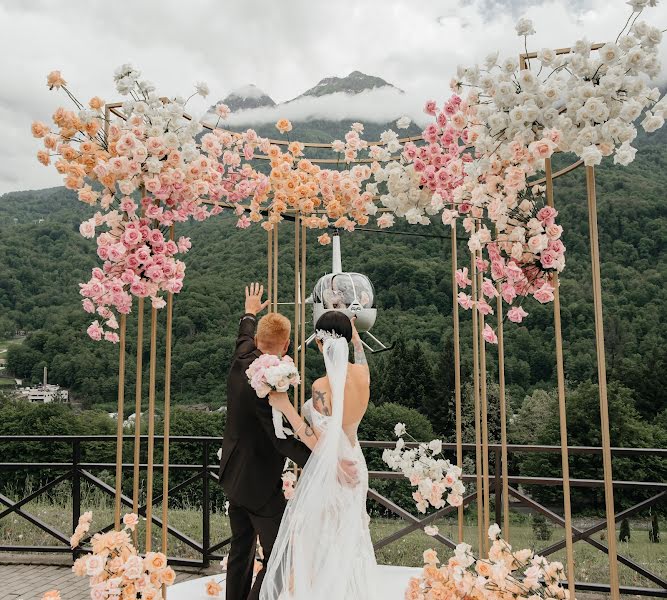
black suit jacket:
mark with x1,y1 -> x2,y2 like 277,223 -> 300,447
219,313 -> 311,513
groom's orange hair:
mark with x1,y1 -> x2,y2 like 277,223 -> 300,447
256,313 -> 291,351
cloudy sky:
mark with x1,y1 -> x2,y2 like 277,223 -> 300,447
2,0 -> 667,194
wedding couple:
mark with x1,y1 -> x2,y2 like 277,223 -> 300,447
219,283 -> 378,600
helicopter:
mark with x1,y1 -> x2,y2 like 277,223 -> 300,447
303,231 -> 393,354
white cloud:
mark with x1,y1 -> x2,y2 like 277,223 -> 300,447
2,0 -> 667,194
219,87 -> 431,128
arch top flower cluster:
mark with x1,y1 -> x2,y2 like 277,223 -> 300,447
32,2 -> 666,342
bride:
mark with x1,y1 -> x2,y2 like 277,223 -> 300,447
260,311 -> 378,600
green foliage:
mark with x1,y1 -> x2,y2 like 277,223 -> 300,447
531,513 -> 553,541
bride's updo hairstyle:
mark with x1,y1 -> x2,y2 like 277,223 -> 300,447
315,311 -> 353,343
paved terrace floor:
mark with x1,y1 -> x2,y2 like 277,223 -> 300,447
0,556 -> 218,600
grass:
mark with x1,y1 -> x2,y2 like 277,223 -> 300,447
0,483 -> 664,593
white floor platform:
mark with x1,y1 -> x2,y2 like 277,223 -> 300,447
170,565 -> 422,599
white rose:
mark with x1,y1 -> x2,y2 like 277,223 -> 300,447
394,423 -> 407,438
613,142 -> 637,166
599,43 -> 620,64
396,116 -> 411,129
581,144 -> 603,166
537,48 -> 556,66
642,112 -> 664,132
501,57 -> 519,74
428,439 -> 443,455
515,17 -> 535,37
194,81 -> 210,97
488,523 -> 502,540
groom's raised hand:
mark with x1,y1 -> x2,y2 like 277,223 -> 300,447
245,282 -> 270,316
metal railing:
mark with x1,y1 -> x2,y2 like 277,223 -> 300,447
0,436 -> 665,597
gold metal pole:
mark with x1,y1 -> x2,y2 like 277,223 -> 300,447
267,228 -> 273,314
113,314 -> 127,529
273,225 -> 279,312
496,285 -> 510,540
144,307 -> 158,552
451,224 -> 464,544
545,157 -> 576,594
132,301 -> 144,517
477,261 -> 490,554
161,226 -> 175,554
300,223 -> 307,411
293,216 -> 300,410
586,165 -> 620,600
470,250 -> 484,556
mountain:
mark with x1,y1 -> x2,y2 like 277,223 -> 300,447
219,84 -> 276,112
294,70 -> 402,99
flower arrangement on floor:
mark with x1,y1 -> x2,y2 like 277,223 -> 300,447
246,353 -> 301,438
42,511 -> 175,600
406,525 -> 570,600
382,423 -> 464,512
33,66 -> 270,342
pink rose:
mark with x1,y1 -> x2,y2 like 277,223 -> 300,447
457,292 -> 473,310
87,321 -> 103,341
533,281 -> 555,304
455,267 -> 472,288
507,306 -> 528,323
537,206 -> 558,225
424,101 -> 437,116
477,300 -> 494,316
483,324 -> 498,344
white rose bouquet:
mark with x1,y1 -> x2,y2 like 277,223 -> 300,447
246,354 -> 301,439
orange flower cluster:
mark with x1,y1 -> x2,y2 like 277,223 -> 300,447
249,120 -> 375,240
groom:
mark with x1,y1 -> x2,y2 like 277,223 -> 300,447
219,283 -> 312,600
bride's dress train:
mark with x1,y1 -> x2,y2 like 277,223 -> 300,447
259,337 -> 379,600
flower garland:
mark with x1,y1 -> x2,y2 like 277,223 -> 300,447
33,66 -> 270,342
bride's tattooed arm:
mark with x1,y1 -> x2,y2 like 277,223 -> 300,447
352,338 -> 367,365
314,389 -> 330,416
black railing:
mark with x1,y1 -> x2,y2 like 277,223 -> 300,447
0,436 -> 665,597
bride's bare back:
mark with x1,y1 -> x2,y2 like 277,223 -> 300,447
312,363 -> 370,435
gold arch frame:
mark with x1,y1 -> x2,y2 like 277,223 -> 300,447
106,40 -> 626,597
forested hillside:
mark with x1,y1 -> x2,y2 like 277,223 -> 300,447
2,115 -> 667,479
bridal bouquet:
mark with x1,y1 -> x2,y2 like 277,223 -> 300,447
246,354 -> 301,439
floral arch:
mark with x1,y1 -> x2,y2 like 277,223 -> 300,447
31,4 -> 667,598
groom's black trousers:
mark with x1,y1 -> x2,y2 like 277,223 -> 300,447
227,494 -> 286,600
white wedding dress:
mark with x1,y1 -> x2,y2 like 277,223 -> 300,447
259,336 -> 379,600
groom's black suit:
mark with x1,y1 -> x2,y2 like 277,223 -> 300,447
220,313 -> 311,600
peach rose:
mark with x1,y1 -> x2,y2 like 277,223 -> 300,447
275,118 -> 293,134
42,591 -> 61,600
89,96 -> 105,110
47,70 -> 66,89
144,551 -> 167,572
161,566 -> 176,586
31,121 -> 50,138
205,578 -> 223,597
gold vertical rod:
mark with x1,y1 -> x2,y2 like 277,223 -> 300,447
545,157 -> 576,594
300,223 -> 307,411
496,284 -> 510,540
273,225 -> 279,312
293,216 -> 300,411
586,165 -> 620,600
132,298 -> 144,516
161,226 -> 175,554
267,228 -> 273,313
451,224 -> 464,544
113,314 -> 127,529
144,307 -> 158,552
477,260 -> 490,554
470,250 -> 484,556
